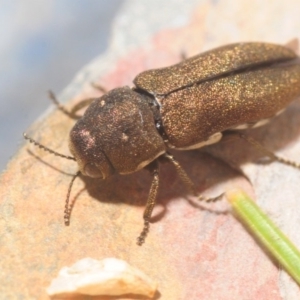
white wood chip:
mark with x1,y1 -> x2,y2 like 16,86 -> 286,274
47,257 -> 157,298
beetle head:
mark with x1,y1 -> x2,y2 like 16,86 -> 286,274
69,87 -> 166,179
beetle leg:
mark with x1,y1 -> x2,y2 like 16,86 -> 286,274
69,98 -> 96,118
48,90 -> 73,117
91,82 -> 107,93
49,81 -> 107,120
239,133 -> 300,169
164,153 -> 226,203
163,153 -> 197,195
48,90 -> 97,120
137,160 -> 160,246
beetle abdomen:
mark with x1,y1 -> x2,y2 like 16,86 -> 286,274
160,62 -> 300,149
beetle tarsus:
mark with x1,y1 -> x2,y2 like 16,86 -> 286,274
137,221 -> 150,246
239,133 -> 300,170
198,193 -> 225,203
137,162 -> 159,245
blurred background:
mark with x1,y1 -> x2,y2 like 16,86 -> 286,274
0,0 -> 123,172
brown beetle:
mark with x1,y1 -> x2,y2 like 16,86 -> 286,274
24,41 -> 300,245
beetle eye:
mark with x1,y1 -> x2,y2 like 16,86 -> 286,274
84,163 -> 103,179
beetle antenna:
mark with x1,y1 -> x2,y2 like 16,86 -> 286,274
64,171 -> 81,226
23,132 -> 76,161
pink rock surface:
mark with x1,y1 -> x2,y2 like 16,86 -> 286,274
2,1 -> 300,299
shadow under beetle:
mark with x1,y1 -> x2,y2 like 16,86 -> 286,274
24,41 -> 300,245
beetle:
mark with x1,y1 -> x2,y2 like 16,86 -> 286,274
24,41 -> 300,245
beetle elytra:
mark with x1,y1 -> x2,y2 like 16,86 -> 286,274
24,41 -> 300,245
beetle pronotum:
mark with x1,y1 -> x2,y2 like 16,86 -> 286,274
24,41 -> 300,245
